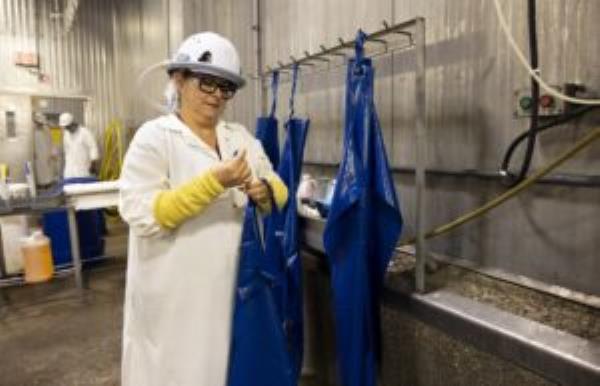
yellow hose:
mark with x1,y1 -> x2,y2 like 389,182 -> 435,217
99,120 -> 124,181
400,126 -> 600,246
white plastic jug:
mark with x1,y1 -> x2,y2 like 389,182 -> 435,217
0,216 -> 28,275
297,174 -> 317,201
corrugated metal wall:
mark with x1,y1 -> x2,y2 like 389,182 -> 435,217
112,0 -> 170,128
250,0 -> 600,296
112,0 -> 258,130
0,0 -> 119,135
186,0 -> 258,129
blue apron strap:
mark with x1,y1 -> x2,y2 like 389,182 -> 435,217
269,70 -> 280,117
355,29 -> 367,62
289,63 -> 300,119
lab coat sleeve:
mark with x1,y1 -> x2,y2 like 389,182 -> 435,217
119,122 -> 170,238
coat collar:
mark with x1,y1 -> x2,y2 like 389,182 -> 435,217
165,114 -> 235,160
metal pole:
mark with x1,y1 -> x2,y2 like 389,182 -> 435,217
414,17 -> 427,293
67,206 -> 84,291
253,0 -> 268,116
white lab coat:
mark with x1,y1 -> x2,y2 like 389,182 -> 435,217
119,114 -> 275,386
63,125 -> 99,179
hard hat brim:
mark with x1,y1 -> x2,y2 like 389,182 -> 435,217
166,62 -> 246,89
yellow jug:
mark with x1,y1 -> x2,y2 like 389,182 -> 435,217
21,230 -> 54,283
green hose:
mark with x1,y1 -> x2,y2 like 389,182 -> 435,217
401,126 -> 600,246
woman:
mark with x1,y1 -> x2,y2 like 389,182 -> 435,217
119,32 -> 288,386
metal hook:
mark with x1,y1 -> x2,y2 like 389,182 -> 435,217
366,37 -> 388,52
395,30 -> 414,45
258,65 -> 274,78
277,61 -> 290,72
305,50 -> 329,63
367,37 -> 388,46
337,38 -> 355,52
320,43 -> 346,59
290,55 -> 314,67
329,52 -> 347,58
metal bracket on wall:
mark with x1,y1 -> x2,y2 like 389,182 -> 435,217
258,17 -> 429,293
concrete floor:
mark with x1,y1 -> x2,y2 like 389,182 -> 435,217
0,263 -> 125,386
1,248 -> 596,386
0,262 -> 321,386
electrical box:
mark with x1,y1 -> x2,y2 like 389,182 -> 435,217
514,85 -> 565,118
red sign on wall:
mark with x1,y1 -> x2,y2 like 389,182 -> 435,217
14,52 -> 39,68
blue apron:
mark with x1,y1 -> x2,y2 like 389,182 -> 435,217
262,64 -> 310,384
227,203 -> 292,386
323,30 -> 403,386
255,71 -> 281,169
227,71 -> 294,386
278,64 -> 310,381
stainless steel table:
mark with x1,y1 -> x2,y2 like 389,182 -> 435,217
0,181 -> 119,291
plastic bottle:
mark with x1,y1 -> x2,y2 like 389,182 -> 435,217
24,160 -> 37,198
324,179 -> 337,206
0,164 -> 10,202
21,229 -> 54,283
297,174 -> 317,201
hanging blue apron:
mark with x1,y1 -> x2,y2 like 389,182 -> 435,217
227,71 -> 294,386
255,71 -> 281,169
227,202 -> 293,386
279,64 -> 310,382
256,70 -> 285,316
323,30 -> 403,386
262,64 -> 310,384
256,70 -> 283,291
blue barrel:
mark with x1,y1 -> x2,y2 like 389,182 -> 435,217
42,208 -> 105,267
42,177 -> 106,267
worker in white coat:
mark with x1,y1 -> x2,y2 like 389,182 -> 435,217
49,112 -> 105,262
118,32 -> 288,386
59,112 -> 99,179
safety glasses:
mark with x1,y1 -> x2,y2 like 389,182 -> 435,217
188,73 -> 237,100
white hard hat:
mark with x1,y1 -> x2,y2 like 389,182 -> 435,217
58,112 -> 74,127
167,32 -> 246,88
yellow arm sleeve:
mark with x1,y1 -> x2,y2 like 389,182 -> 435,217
153,171 -> 225,229
257,174 -> 289,214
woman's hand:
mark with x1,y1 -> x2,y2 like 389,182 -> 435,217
211,149 -> 252,188
245,179 -> 271,206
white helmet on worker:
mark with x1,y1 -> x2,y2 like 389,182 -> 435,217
59,112 -> 74,127
166,32 -> 246,89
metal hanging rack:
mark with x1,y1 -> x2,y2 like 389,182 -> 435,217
257,17 -> 428,293
257,18 -> 421,77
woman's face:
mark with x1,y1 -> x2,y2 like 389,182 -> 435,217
175,72 -> 232,125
